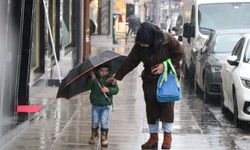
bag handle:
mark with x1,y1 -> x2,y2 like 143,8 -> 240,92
159,59 -> 180,87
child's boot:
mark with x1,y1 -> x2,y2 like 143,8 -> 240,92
101,128 -> 109,147
89,127 -> 99,144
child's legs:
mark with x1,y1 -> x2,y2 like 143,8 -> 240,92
92,105 -> 101,128
100,105 -> 111,129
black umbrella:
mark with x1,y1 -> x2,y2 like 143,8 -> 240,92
56,50 -> 126,99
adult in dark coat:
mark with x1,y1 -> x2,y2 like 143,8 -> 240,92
107,22 -> 184,149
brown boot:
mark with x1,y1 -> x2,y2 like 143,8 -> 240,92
162,132 -> 172,149
88,127 -> 99,144
101,128 -> 109,147
141,133 -> 158,149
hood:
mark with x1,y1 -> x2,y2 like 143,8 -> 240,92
94,63 -> 112,79
135,22 -> 164,53
207,53 -> 231,66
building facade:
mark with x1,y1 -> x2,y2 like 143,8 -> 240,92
0,0 -> 90,142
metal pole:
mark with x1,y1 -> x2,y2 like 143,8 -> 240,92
42,0 -> 62,83
79,0 -> 84,62
95,79 -> 110,101
95,79 -> 114,111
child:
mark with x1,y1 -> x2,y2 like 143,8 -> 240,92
87,64 -> 119,147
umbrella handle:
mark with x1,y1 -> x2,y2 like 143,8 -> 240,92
95,80 -> 114,112
95,80 -> 111,102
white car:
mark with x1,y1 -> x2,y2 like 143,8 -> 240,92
221,34 -> 250,127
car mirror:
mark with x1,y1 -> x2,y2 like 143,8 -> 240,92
227,55 -> 239,66
172,27 -> 179,32
183,23 -> 195,38
199,45 -> 208,54
178,36 -> 183,42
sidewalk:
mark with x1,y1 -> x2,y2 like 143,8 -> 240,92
1,39 -> 238,150
1,69 -> 236,150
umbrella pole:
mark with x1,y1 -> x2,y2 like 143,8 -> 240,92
95,80 -> 110,101
95,80 -> 114,112
42,0 -> 62,83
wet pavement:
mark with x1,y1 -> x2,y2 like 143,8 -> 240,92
1,37 -> 250,150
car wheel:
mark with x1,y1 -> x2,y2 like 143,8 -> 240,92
220,95 -> 227,115
194,72 -> 202,95
203,76 -> 211,104
233,89 -> 243,128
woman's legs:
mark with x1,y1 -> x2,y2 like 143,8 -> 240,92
142,79 -> 175,149
142,120 -> 159,149
162,122 -> 173,149
148,120 -> 159,133
162,122 -> 173,133
142,79 -> 175,123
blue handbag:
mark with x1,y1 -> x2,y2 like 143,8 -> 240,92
157,59 -> 181,102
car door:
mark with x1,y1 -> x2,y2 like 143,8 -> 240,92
225,38 -> 245,107
196,34 -> 213,89
184,5 -> 196,68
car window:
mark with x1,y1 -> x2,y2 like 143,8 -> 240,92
232,39 -> 242,55
213,34 -> 242,53
201,33 -> 213,52
198,3 -> 250,31
232,38 -> 245,61
244,40 -> 250,63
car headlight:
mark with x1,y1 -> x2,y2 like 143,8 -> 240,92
211,66 -> 222,73
241,78 -> 250,89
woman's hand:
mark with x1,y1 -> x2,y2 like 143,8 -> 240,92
151,63 -> 164,75
101,86 -> 110,93
106,74 -> 117,85
90,70 -> 96,80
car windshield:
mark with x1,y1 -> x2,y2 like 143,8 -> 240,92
244,40 -> 250,63
213,34 -> 242,53
198,3 -> 250,32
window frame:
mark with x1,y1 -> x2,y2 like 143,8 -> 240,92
232,38 -> 245,61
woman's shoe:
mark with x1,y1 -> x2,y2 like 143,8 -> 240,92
161,132 -> 172,149
88,127 -> 99,144
141,133 -> 158,149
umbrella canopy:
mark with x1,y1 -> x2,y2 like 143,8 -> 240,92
56,50 -> 126,99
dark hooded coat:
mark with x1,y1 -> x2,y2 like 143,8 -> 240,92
114,22 -> 184,124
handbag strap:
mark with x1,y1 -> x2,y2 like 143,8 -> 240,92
159,59 -> 180,87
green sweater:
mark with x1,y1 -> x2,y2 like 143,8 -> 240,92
87,76 -> 119,106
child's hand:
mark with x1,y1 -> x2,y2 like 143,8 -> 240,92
90,71 -> 96,80
106,74 -> 117,85
101,87 -> 109,93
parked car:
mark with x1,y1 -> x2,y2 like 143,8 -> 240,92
221,34 -> 250,127
182,0 -> 250,81
167,13 -> 183,38
194,30 -> 248,103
